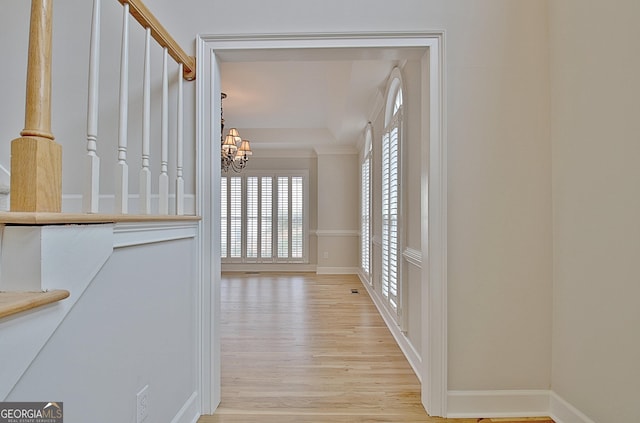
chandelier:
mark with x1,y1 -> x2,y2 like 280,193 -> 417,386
221,93 -> 252,172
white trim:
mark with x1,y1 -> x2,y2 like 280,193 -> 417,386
403,247 -> 422,268
200,31 -> 447,417
446,390 -> 550,419
384,67 -> 405,127
421,33 -> 447,417
61,194 -> 196,215
113,221 -> 198,248
205,31 -> 440,49
195,36 -> 217,415
170,391 -> 200,423
222,263 -> 316,273
358,272 -> 422,381
357,268 -> 372,286
549,391 -> 597,423
314,229 -> 360,237
316,266 -> 359,275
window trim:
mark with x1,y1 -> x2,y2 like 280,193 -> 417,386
221,169 -> 309,264
381,67 -> 405,321
361,124 -> 373,280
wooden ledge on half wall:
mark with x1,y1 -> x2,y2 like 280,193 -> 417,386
0,212 -> 201,225
0,290 -> 70,320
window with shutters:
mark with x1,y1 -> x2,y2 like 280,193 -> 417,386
221,171 -> 308,263
361,125 -> 372,279
382,71 -> 403,316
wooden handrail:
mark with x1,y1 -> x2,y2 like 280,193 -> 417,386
117,0 -> 196,81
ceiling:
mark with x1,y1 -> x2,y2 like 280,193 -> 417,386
219,47 -> 426,153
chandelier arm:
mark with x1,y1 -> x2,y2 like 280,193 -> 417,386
220,93 -> 251,173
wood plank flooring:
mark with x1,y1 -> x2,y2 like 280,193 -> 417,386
198,273 -> 553,423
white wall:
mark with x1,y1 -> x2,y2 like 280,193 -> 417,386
3,229 -> 199,423
549,1 -> 640,422
0,3 -> 29,175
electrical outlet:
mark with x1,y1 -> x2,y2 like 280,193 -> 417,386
323,251 -> 329,259
136,385 -> 149,423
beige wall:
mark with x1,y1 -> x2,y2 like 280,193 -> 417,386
549,1 -> 640,421
442,2 -> 553,391
317,153 -> 360,270
136,0 -> 556,395
1,0 -> 565,410
403,60 -> 423,252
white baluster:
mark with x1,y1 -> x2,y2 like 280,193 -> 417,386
115,3 -> 129,214
84,0 -> 101,213
139,27 -> 151,214
158,47 -> 169,215
175,63 -> 184,216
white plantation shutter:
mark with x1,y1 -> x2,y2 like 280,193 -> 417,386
221,177 -> 227,258
246,177 -> 258,258
382,89 -> 402,314
361,155 -> 371,275
260,177 -> 273,259
291,177 -> 303,259
277,177 -> 289,258
230,177 -> 242,258
220,172 -> 306,262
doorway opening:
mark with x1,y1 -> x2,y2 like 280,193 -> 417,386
196,32 -> 447,417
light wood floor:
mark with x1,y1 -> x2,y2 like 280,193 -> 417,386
198,273 -> 553,423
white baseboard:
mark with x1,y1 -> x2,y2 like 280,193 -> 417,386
222,263 -> 316,273
357,272 -> 422,382
446,390 -> 550,418
549,391 -> 596,423
171,391 -> 200,423
316,266 -> 359,274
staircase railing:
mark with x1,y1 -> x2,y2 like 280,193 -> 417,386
10,0 -> 61,213
7,0 -> 197,217
1,0 -> 199,319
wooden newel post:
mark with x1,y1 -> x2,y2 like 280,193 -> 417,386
10,0 -> 62,212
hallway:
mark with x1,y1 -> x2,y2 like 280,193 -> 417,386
198,273 -> 554,422
200,272 -> 429,422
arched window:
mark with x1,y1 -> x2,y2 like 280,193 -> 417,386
361,124 -> 373,279
381,68 -> 403,315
